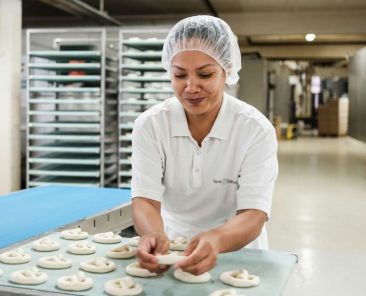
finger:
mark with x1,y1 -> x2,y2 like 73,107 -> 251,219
138,236 -> 156,253
137,249 -> 158,264
154,237 -> 170,255
181,253 -> 216,275
183,237 -> 199,256
175,241 -> 207,269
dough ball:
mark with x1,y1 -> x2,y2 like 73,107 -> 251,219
37,254 -> 72,269
209,289 -> 244,296
125,261 -> 157,278
169,236 -> 189,251
57,271 -> 93,291
10,267 -> 47,285
67,242 -> 96,255
80,257 -> 116,273
93,232 -> 122,244
104,276 -> 143,296
32,238 -> 60,252
174,269 -> 211,283
0,248 -> 31,264
220,269 -> 260,288
60,228 -> 88,240
107,244 -> 137,259
128,236 -> 140,247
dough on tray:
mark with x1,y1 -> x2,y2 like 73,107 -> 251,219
107,244 -> 137,259
220,269 -> 260,288
57,271 -> 93,291
37,254 -> 72,269
32,238 -> 60,252
80,257 -> 116,273
155,254 -> 187,265
127,236 -> 140,247
125,261 -> 157,278
0,248 -> 31,264
169,236 -> 189,251
174,269 -> 211,283
209,289 -> 244,296
60,228 -> 88,240
67,241 -> 96,255
104,276 -> 143,296
93,232 -> 122,244
10,267 -> 47,285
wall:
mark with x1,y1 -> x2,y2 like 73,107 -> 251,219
349,47 -> 366,143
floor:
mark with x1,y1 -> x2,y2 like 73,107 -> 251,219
267,136 -> 366,296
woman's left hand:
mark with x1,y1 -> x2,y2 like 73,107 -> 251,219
174,230 -> 221,275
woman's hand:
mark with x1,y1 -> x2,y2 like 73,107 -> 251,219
175,230 -> 221,275
137,232 -> 171,274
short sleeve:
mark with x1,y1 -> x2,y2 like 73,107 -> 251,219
131,121 -> 165,202
236,127 -> 278,218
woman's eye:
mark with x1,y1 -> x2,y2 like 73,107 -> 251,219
199,73 -> 213,78
174,74 -> 186,79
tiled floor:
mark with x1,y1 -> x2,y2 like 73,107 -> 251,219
267,136 -> 366,295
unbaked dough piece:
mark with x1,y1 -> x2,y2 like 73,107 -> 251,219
80,257 -> 116,273
174,269 -> 211,283
0,248 -> 31,264
57,271 -> 93,291
60,228 -> 88,240
32,238 -> 60,252
209,289 -> 244,296
67,242 -> 96,255
155,254 -> 187,265
125,261 -> 157,278
169,236 -> 188,251
37,254 -> 72,269
220,269 -> 260,288
10,267 -> 47,285
104,276 -> 143,296
107,244 -> 137,259
128,236 -> 140,247
93,232 -> 122,244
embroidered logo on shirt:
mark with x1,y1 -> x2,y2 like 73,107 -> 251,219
213,178 -> 238,185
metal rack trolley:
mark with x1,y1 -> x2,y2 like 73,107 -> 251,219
118,29 -> 172,188
26,28 -> 118,188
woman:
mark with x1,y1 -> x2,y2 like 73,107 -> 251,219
131,15 -> 278,276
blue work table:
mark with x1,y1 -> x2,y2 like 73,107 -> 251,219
0,185 -> 131,250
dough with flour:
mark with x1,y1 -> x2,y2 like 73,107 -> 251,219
80,257 -> 116,273
61,228 -> 88,240
67,242 -> 96,255
10,267 -> 47,285
209,289 -> 245,296
32,238 -> 60,252
174,269 -> 211,283
37,254 -> 72,269
155,254 -> 187,265
220,269 -> 260,288
107,244 -> 137,259
104,276 -> 143,296
128,236 -> 140,247
125,261 -> 157,278
169,236 -> 189,251
56,271 -> 93,291
0,248 -> 31,264
93,232 -> 122,244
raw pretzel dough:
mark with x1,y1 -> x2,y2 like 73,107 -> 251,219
0,248 -> 31,264
169,236 -> 188,251
209,289 -> 244,296
107,244 -> 137,259
57,271 -> 93,291
93,232 -> 122,244
61,228 -> 88,240
80,257 -> 116,273
174,269 -> 211,283
104,276 -> 143,296
32,238 -> 60,252
67,242 -> 96,255
128,236 -> 140,247
10,267 -> 47,285
155,254 -> 187,265
125,261 -> 157,278
220,269 -> 260,288
37,254 -> 72,269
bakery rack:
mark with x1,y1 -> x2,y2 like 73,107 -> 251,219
26,28 -> 118,188
118,29 -> 172,188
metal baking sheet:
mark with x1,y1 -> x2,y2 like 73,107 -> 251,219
0,233 -> 296,296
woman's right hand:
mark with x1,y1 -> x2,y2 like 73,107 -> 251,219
137,232 -> 171,274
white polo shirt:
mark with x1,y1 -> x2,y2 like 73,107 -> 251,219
131,92 -> 278,249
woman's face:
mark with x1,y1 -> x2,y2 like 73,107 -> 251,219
170,50 -> 226,117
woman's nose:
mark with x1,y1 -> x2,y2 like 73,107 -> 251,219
185,77 -> 200,93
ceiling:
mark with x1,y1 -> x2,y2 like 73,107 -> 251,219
22,0 -> 366,61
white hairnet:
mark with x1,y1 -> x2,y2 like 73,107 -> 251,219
162,15 -> 241,85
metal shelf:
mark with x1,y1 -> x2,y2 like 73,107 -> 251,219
121,51 -> 162,61
29,98 -> 101,104
29,176 -> 101,187
122,38 -> 165,51
29,50 -> 101,60
29,75 -> 101,82
29,63 -> 101,70
120,98 -> 159,106
119,87 -> 173,94
121,75 -> 170,82
29,87 -> 100,93
28,142 -> 101,153
29,121 -> 101,129
29,164 -> 101,177
29,110 -> 100,116
29,153 -> 102,165
121,64 -> 165,72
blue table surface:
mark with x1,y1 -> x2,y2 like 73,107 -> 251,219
0,185 -> 131,249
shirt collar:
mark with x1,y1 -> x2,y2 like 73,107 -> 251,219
169,92 -> 235,140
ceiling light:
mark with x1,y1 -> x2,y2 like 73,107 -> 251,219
305,33 -> 316,42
